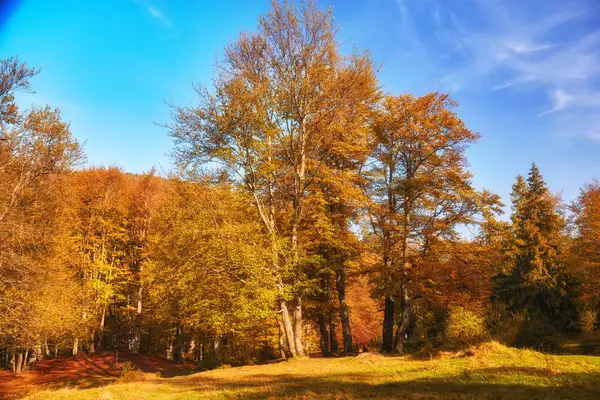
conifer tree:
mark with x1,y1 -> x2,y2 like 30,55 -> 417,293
494,164 -> 578,345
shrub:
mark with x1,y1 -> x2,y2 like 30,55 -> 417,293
445,306 -> 488,346
513,313 -> 562,352
118,361 -> 160,383
579,310 -> 597,333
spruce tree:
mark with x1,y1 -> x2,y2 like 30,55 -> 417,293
494,164 -> 578,346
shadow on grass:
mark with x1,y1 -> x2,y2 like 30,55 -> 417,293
0,352 -> 196,399
160,368 -> 600,400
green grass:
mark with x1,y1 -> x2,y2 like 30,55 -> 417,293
23,342 -> 600,400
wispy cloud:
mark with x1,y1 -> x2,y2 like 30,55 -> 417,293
146,5 -> 172,28
135,0 -> 173,28
399,0 -> 600,140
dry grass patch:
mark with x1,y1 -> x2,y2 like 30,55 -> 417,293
21,343 -> 600,400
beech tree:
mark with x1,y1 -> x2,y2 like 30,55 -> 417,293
571,180 -> 600,327
0,57 -> 84,371
169,0 -> 378,356
146,176 -> 276,363
362,93 -> 500,353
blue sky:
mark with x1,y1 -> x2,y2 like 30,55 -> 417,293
1,0 -> 600,213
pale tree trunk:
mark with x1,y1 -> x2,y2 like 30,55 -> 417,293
280,300 -> 297,356
393,289 -> 413,353
131,270 -> 143,354
393,210 -> 412,353
166,339 -> 173,360
293,297 -> 305,357
89,329 -> 96,353
276,316 -> 287,359
34,344 -> 42,362
15,352 -> 23,374
72,338 -> 79,356
97,307 -> 106,350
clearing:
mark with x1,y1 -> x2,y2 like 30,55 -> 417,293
5,342 -> 600,400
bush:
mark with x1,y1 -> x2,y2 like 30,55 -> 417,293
445,306 -> 488,346
118,361 -> 160,383
513,313 -> 562,352
579,310 -> 597,333
487,303 -> 525,345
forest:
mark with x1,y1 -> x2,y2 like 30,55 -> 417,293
1,1 -> 600,382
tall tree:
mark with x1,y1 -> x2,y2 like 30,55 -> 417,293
146,176 -> 276,363
169,0 -> 378,356
494,164 -> 579,344
362,93 -> 499,353
126,170 -> 163,354
571,180 -> 600,325
65,168 -> 131,351
0,57 -> 84,371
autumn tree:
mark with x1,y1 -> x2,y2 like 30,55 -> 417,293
362,93 -> 500,353
64,167 -> 132,352
0,57 -> 84,372
570,180 -> 600,329
146,175 -> 276,363
169,0 -> 378,356
125,170 -> 163,354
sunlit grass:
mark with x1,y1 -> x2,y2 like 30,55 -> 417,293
23,342 -> 600,400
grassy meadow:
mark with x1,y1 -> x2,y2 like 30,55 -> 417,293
22,342 -> 600,400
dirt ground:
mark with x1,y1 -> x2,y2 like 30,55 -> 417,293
0,351 -> 194,399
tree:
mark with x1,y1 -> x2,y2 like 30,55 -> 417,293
362,93 -> 499,353
571,180 -> 600,327
169,0 -> 378,356
146,175 -> 276,363
125,170 -> 163,354
64,168 -> 131,351
494,164 -> 579,346
0,57 -> 84,371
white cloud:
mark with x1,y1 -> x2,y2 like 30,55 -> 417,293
539,89 -> 575,116
134,0 -> 173,28
411,0 -> 600,139
146,5 -> 172,28
503,41 -> 555,55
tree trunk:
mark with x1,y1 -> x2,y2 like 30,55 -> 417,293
15,352 -> 23,374
166,339 -> 173,360
97,307 -> 106,350
43,340 -> 50,358
34,344 -> 42,362
174,323 -> 184,363
89,329 -> 95,354
280,299 -> 297,356
318,313 -> 330,356
329,309 -> 338,354
10,352 -> 15,374
382,296 -> 395,353
293,297 -> 305,357
132,265 -> 143,355
276,316 -> 287,359
336,267 -> 353,353
393,290 -> 413,353
72,338 -> 79,356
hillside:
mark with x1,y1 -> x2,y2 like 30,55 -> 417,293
16,343 -> 600,400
